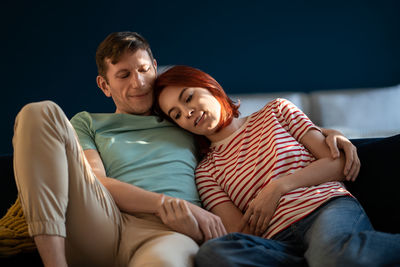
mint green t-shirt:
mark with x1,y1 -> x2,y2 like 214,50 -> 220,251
70,111 -> 201,206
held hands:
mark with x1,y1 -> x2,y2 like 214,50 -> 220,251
156,195 -> 227,244
238,180 -> 284,236
157,195 -> 203,243
188,202 -> 227,242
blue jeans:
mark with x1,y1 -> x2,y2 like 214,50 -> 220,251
195,196 -> 400,267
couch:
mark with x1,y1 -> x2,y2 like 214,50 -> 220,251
230,83 -> 400,139
1,84 -> 399,266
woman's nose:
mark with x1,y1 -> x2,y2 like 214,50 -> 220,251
186,109 -> 194,118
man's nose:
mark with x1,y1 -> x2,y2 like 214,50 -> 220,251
130,72 -> 145,88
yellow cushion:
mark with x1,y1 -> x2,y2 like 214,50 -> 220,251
0,197 -> 36,257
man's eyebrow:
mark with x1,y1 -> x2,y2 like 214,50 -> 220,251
167,87 -> 188,117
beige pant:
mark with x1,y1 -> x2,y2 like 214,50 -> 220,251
12,101 -> 198,267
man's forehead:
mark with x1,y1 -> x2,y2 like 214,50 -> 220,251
106,49 -> 152,68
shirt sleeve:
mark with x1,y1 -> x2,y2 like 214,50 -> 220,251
70,111 -> 97,150
271,98 -> 321,142
195,161 -> 232,211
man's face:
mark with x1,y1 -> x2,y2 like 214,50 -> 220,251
98,49 -> 157,115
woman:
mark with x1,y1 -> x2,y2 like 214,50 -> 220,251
154,65 -> 400,266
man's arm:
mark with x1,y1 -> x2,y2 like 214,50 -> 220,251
84,149 -> 163,214
320,128 -> 360,181
84,149 -> 226,242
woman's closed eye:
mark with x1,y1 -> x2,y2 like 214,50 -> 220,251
185,93 -> 193,103
173,112 -> 181,120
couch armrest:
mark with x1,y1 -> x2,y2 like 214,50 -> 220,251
346,135 -> 400,233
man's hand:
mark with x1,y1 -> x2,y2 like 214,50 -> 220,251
157,197 -> 203,243
322,128 -> 360,181
187,203 -> 227,242
238,180 -> 283,236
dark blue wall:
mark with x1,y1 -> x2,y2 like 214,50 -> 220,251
1,0 -> 399,154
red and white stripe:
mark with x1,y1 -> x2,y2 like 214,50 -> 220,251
196,98 -> 351,238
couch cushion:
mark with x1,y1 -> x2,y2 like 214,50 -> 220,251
0,197 -> 36,257
229,92 -> 310,117
310,84 -> 400,138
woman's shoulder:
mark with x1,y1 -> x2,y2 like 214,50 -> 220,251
249,98 -> 288,117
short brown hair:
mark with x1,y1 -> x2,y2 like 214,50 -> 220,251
95,32 -> 154,82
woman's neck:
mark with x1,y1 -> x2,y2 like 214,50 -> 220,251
206,117 -> 247,143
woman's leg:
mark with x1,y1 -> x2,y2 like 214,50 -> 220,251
195,232 -> 306,267
303,196 -> 400,267
13,101 -> 121,266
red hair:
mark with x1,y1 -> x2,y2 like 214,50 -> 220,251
154,65 -> 240,130
154,65 -> 240,157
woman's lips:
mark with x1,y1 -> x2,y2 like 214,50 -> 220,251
195,112 -> 205,126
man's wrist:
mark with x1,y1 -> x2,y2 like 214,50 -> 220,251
154,193 -> 165,217
194,229 -> 204,244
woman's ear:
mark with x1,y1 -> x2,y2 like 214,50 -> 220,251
97,75 -> 112,97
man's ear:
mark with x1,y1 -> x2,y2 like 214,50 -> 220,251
97,75 -> 112,97
153,59 -> 158,74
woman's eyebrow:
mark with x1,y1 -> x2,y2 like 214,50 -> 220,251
178,87 -> 188,101
167,87 -> 188,117
167,107 -> 176,117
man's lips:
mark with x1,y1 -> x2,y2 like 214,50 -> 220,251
195,112 -> 205,126
128,92 -> 150,98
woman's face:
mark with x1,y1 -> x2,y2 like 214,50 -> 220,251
158,85 -> 222,136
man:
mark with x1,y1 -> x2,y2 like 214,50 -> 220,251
12,31 -> 360,266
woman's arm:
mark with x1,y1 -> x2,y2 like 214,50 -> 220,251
285,128 -> 347,187
210,201 -> 251,234
241,128 -> 347,235
320,128 -> 360,181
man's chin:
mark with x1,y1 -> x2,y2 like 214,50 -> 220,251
128,104 -> 152,116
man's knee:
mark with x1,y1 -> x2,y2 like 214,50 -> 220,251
130,232 -> 198,267
15,101 -> 65,132
17,100 -> 61,123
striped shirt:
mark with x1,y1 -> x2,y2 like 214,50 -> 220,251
196,98 -> 351,238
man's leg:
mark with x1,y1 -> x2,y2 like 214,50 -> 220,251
33,235 -> 67,267
304,196 -> 400,267
195,232 -> 306,267
118,213 -> 199,267
13,101 -> 121,266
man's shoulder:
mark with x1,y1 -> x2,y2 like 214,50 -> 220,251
70,111 -> 118,124
70,111 -> 91,121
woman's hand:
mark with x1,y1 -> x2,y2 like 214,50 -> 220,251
322,128 -> 360,181
187,203 -> 227,241
238,180 -> 284,236
158,197 -> 203,243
